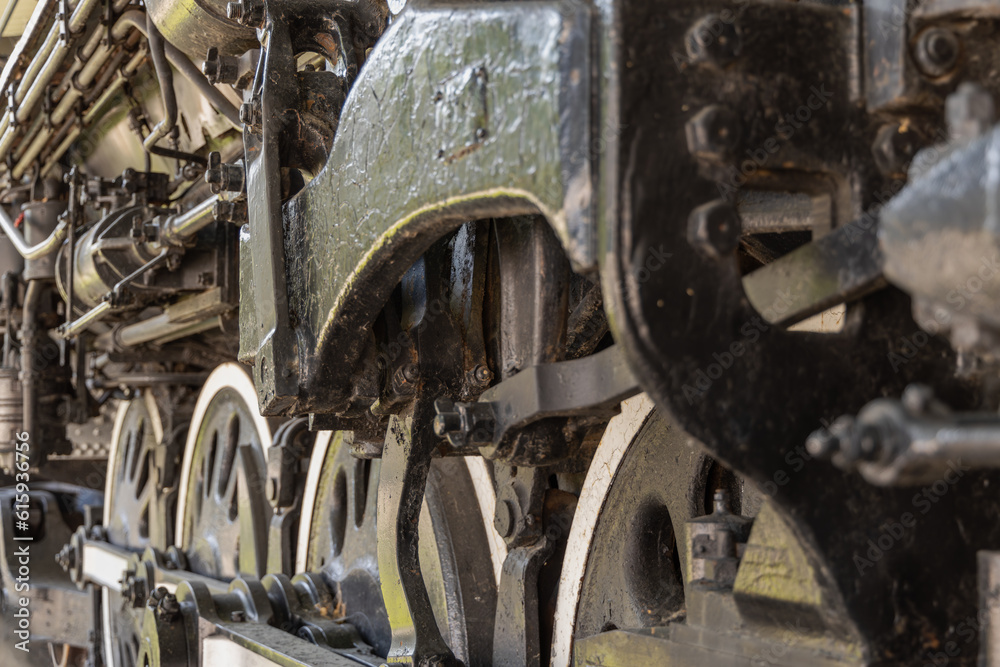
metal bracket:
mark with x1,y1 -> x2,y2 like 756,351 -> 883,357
433,344 -> 640,457
241,18 -> 298,415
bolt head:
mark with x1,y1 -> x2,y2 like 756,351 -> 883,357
239,103 -> 254,126
914,27 -> 959,78
147,587 -> 167,609
805,428 -> 837,459
686,14 -> 741,66
156,592 -> 180,622
687,200 -> 741,259
227,0 -> 264,27
226,1 -> 243,21
402,363 -> 419,383
685,105 -> 741,162
472,364 -> 493,385
901,383 -> 935,415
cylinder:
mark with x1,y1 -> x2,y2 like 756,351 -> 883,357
22,200 -> 67,280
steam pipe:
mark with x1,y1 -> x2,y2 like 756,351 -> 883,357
159,196 -> 219,245
142,14 -> 177,155
97,314 -> 222,349
40,46 -> 147,178
113,11 -> 241,126
0,203 -> 68,260
12,0 -> 102,124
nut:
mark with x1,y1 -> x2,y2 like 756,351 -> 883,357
685,105 -> 741,162
203,47 -> 240,85
687,200 -> 741,259
226,0 -> 264,28
685,14 -> 741,66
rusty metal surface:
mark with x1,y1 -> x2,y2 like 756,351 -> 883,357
248,0 -> 591,414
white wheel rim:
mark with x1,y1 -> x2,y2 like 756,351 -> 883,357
550,393 -> 655,667
174,362 -> 273,551
295,429 -> 335,573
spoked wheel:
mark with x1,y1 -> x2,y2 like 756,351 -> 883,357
296,431 -> 499,665
102,392 -> 170,667
550,394 -> 759,667
175,362 -> 276,579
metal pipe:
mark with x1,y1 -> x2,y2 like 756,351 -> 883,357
0,0 -> 79,156
0,0 -> 130,163
14,35 -> 132,178
60,300 -> 111,338
10,113 -> 43,162
142,14 -> 177,155
150,316 -> 222,345
0,202 -> 68,260
114,11 -> 241,126
97,313 -> 221,349
0,0 -> 61,103
160,196 -> 219,244
13,0 -> 101,124
59,249 -> 170,338
40,46 -> 146,178
92,372 -> 209,387
0,0 -> 21,50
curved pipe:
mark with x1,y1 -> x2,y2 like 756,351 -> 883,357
0,204 -> 68,260
115,11 -> 241,126
142,14 -> 177,155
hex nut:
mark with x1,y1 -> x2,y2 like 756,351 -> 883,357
685,105 -> 741,162
687,201 -> 742,258
686,14 -> 741,66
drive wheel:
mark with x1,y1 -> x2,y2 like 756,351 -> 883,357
296,431 -> 499,664
102,392 -> 174,667
550,394 -> 760,666
175,362 -> 276,579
